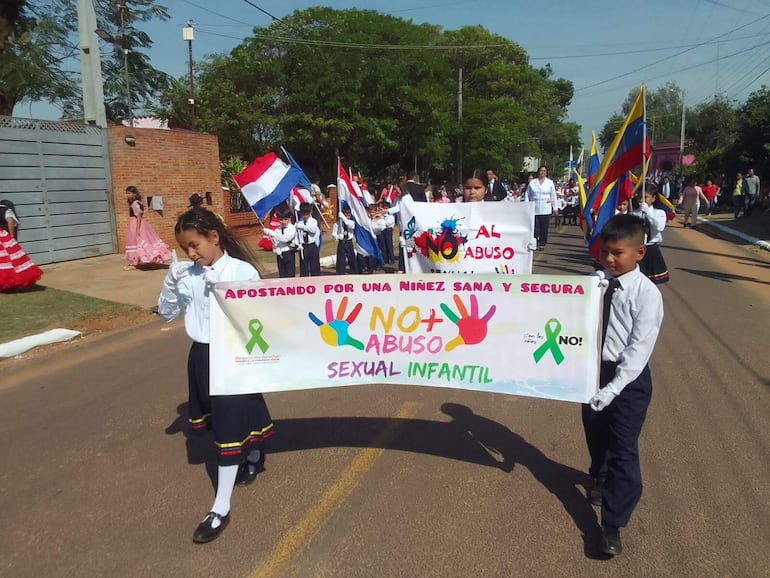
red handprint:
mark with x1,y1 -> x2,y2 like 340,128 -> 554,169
440,294 -> 497,352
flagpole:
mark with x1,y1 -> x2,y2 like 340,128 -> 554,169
642,84 -> 646,199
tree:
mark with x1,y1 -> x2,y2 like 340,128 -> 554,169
734,86 -> 770,178
0,1 -> 76,116
687,96 -> 739,178
169,8 -> 579,183
599,82 -> 685,150
67,0 -> 171,122
0,0 -> 25,50
2,0 -> 170,121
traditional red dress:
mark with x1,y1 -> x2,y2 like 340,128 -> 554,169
0,228 -> 43,291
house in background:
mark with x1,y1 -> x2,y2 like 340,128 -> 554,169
650,140 -> 696,178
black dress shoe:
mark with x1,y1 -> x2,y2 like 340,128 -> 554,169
599,525 -> 622,556
587,478 -> 603,506
236,452 -> 266,486
193,511 -> 230,544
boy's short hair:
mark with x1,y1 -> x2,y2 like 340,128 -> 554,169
299,202 -> 313,214
275,206 -> 292,219
599,214 -> 646,246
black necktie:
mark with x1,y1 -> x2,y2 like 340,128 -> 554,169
601,278 -> 620,345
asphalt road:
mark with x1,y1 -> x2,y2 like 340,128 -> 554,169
2,221 -> 769,577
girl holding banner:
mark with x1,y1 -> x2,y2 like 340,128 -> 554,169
157,207 -> 275,544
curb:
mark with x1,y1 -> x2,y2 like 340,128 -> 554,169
695,215 -> 770,252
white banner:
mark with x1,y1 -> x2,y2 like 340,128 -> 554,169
210,274 -> 602,403
399,197 -> 535,275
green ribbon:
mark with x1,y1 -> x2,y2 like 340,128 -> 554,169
245,319 -> 269,354
532,318 -> 564,365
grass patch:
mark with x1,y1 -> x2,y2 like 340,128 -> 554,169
0,286 -> 144,343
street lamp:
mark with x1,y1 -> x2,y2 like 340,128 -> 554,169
95,5 -> 132,127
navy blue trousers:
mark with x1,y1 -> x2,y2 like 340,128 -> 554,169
336,240 -> 357,274
582,361 -> 652,528
299,243 -> 321,276
534,214 -> 551,247
276,251 -> 295,278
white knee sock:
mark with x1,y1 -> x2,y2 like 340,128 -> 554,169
210,464 -> 238,523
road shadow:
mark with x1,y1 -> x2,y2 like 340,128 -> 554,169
165,403 -> 218,489
438,403 -> 604,558
677,267 -> 770,286
663,242 -> 770,265
164,401 -> 604,557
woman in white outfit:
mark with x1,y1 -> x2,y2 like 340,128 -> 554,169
524,165 -> 559,250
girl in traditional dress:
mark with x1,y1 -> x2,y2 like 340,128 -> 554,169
124,186 -> 172,270
0,200 -> 43,292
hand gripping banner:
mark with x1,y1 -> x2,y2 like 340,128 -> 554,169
210,274 -> 603,403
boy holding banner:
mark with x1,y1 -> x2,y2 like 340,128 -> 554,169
583,213 -> 664,557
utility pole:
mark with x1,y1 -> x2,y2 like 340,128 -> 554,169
678,91 -> 686,182
118,2 -> 133,127
76,0 -> 107,126
457,67 -> 463,183
183,21 -> 195,131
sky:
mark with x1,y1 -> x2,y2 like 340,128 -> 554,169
18,0 -> 770,150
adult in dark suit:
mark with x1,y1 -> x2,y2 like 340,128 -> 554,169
404,171 -> 427,202
486,169 -> 507,201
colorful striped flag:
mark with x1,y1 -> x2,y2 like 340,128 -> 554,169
337,160 -> 383,263
232,152 -> 305,219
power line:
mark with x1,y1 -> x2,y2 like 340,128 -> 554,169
194,27 -> 765,57
239,0 -> 292,29
180,0 -> 254,27
575,13 -> 770,93
703,0 -> 766,15
722,54 -> 770,96
641,39 -> 770,87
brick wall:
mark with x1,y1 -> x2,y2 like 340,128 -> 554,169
109,125 -> 264,251
224,189 -> 263,242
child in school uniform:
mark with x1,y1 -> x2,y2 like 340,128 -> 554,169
333,203 -> 358,275
355,203 -> 385,273
157,207 -> 275,544
262,205 -> 296,278
378,201 -> 396,264
583,213 -> 664,557
632,184 -> 670,284
296,202 -> 321,277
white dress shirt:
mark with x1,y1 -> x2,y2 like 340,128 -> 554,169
661,182 -> 670,199
296,216 -> 320,245
264,223 -> 296,255
333,213 -> 356,241
602,265 -> 664,396
525,177 -> 558,215
157,252 -> 260,343
632,202 -> 667,245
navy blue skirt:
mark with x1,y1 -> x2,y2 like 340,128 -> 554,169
187,342 -> 275,466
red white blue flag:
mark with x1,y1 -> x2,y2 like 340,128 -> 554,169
232,152 -> 304,219
337,159 -> 383,263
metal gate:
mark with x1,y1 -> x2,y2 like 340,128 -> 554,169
0,116 -> 115,265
